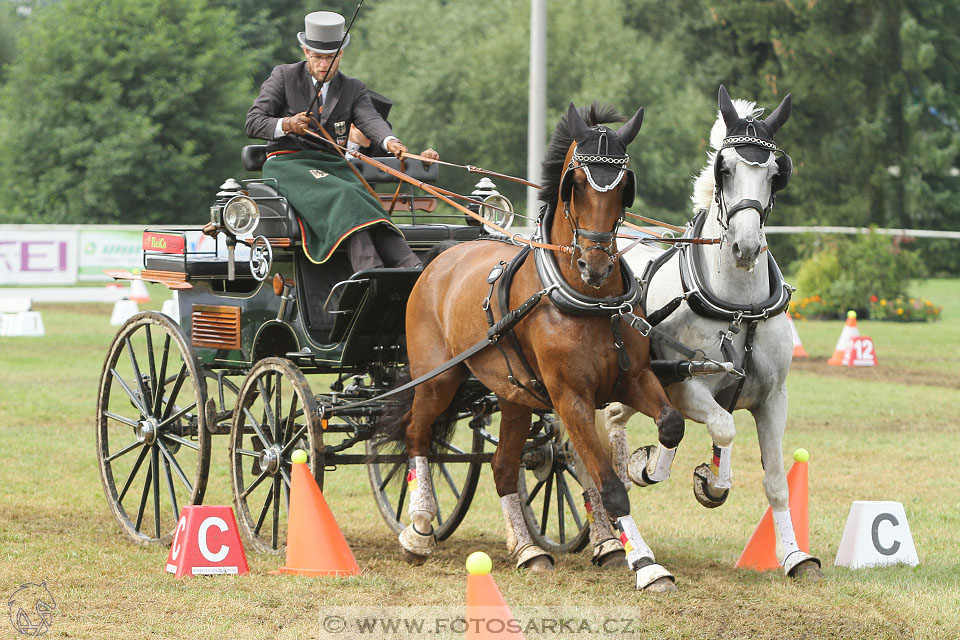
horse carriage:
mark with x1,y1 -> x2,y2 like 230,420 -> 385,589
95,144 -> 594,555
96,86 -> 822,590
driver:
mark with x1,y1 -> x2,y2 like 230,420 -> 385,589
245,10 -> 438,271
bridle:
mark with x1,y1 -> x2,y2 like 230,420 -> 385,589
559,128 -> 636,265
713,119 -> 793,231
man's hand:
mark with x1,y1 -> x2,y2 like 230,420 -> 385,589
386,138 -> 408,159
282,112 -> 312,135
419,148 -> 439,167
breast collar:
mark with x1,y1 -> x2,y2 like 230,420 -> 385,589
533,206 -> 643,317
675,210 -> 792,322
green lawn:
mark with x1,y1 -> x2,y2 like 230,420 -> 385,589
0,280 -> 958,639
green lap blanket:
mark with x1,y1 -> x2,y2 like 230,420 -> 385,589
263,150 -> 402,264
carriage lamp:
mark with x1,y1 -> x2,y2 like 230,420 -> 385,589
479,193 -> 514,231
222,195 -> 260,237
468,178 -> 514,231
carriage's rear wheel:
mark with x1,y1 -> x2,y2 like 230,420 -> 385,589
229,357 -> 322,554
367,414 -> 484,541
518,416 -> 591,554
96,312 -> 211,544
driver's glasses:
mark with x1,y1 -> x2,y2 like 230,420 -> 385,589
306,52 -> 338,64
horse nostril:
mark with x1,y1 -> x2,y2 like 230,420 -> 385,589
577,259 -> 587,271
732,242 -> 740,257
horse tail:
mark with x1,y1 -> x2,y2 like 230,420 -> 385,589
368,365 -> 460,477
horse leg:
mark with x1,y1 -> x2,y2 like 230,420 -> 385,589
398,368 -> 465,565
618,370 -> 686,489
752,387 -> 822,580
667,382 -> 736,507
557,388 -> 675,591
598,405 -> 634,490
566,430 -> 626,569
494,400 -> 554,572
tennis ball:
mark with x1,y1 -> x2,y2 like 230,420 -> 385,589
847,310 -> 857,319
291,449 -> 308,464
794,448 -> 809,463
465,551 -> 492,575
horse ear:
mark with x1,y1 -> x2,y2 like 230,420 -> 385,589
567,102 -> 591,142
718,85 -> 739,129
764,93 -> 792,134
616,106 -> 644,147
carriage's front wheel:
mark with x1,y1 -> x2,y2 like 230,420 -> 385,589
229,357 -> 322,554
96,312 -> 211,545
518,416 -> 591,554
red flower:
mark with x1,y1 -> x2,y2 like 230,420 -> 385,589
870,295 -> 878,302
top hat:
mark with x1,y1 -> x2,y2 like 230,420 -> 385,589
298,11 -> 350,54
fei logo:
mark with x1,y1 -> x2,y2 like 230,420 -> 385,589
7,581 -> 57,636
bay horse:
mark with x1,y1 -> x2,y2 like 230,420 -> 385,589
390,102 -> 684,591
601,86 -> 822,579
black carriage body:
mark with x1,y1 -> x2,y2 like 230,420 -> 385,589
143,159 -> 479,372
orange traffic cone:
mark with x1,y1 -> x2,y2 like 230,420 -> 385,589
465,552 -> 525,639
827,310 -> 859,365
271,454 -> 360,577
129,273 -> 150,304
734,449 -> 810,571
786,312 -> 808,358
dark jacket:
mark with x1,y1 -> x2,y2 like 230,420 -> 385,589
245,63 -> 393,155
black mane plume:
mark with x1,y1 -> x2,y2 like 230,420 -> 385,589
538,102 -> 626,209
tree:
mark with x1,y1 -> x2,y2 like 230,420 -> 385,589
343,0 -> 707,220
0,0 -> 256,224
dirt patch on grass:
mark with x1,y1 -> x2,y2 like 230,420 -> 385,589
790,357 -> 959,390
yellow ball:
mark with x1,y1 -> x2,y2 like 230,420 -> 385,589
291,449 -> 308,464
847,310 -> 857,319
794,448 -> 809,463
465,551 -> 492,575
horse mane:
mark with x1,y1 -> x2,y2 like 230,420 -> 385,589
690,98 -> 765,213
538,102 -> 626,208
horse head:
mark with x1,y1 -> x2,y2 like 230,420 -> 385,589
544,102 -> 642,289
712,85 -> 792,270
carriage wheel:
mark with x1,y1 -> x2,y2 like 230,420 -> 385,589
96,312 -> 211,545
366,414 -> 484,541
517,416 -> 591,554
229,357 -> 322,554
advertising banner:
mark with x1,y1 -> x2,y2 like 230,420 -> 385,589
78,229 -> 144,281
0,231 -> 79,285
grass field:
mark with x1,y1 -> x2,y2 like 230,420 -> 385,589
1,279 -> 958,639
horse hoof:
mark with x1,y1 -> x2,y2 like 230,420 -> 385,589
788,559 -> 824,582
401,547 -> 430,566
627,445 -> 657,487
595,549 -> 626,570
520,554 -> 555,573
693,463 -> 728,508
643,576 -> 678,593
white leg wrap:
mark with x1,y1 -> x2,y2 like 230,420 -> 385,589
646,445 -> 676,483
715,445 -> 733,489
772,509 -> 800,564
501,493 -> 552,568
501,493 -> 530,555
614,515 -> 655,569
407,456 -> 435,532
615,515 -> 675,589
